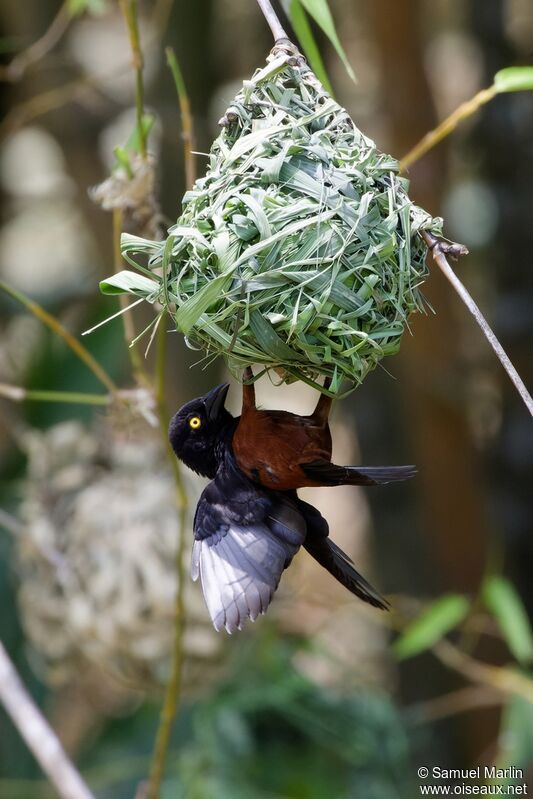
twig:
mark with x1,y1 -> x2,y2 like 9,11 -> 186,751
0,640 -> 96,799
0,383 -> 110,406
432,638 -> 533,703
255,0 -> 289,41
375,596 -> 533,707
0,62 -> 134,142
119,0 -> 147,159
0,280 -> 118,395
146,324 -> 189,799
407,685 -> 501,724
0,0 -> 172,142
0,0 -> 72,83
165,47 -> 196,190
423,231 -> 533,419
400,86 -> 497,172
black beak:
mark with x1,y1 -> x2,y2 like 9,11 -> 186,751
203,383 -> 229,420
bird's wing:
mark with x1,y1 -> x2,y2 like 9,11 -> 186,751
193,482 -> 306,633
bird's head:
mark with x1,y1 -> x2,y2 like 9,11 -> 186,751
168,383 -> 233,478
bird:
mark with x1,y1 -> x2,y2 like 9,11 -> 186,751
232,367 -> 416,491
169,385 -> 389,633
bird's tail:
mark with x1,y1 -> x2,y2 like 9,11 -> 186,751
303,536 -> 389,610
301,460 -> 417,486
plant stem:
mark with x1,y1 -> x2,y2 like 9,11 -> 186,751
0,281 -> 118,394
400,86 -> 497,172
433,638 -> 533,703
165,47 -> 196,190
423,231 -> 533,418
255,0 -> 289,41
0,0 -> 72,83
0,383 -> 110,406
112,207 -> 150,383
147,323 -> 189,799
0,640 -> 96,799
145,49 -> 198,797
119,0 -> 147,159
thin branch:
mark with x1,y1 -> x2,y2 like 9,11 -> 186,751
165,47 -> 196,190
0,280 -> 118,395
0,0 -> 72,83
423,231 -> 533,419
407,685 -> 501,724
255,0 -> 289,41
373,596 -> 533,707
0,383 -> 110,406
147,323 -> 189,799
0,62 -> 133,142
400,86 -> 497,172
0,640 -> 96,799
432,638 -> 533,703
119,0 -> 147,159
0,1 -> 171,142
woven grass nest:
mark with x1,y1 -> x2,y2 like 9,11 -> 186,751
104,43 -> 442,395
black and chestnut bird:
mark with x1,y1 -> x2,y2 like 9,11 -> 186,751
169,384 -> 393,633
233,367 -> 416,490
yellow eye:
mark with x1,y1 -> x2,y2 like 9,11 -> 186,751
189,416 -> 202,430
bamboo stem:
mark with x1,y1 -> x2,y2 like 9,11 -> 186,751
146,324 -> 189,799
0,383 -> 110,406
433,638 -> 533,703
0,0 -> 72,83
145,51 -> 197,797
400,86 -> 497,172
112,208 -> 150,383
423,231 -> 533,419
0,281 -> 118,394
165,47 -> 196,190
255,0 -> 289,41
118,0 -> 147,159
0,641 -> 95,799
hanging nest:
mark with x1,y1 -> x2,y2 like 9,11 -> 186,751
16,417 -> 222,692
103,43 -> 442,395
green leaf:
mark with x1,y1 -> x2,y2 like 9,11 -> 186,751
248,311 -> 300,361
496,695 -> 533,773
394,595 -> 469,660
113,146 -> 133,178
99,270 -> 159,297
174,274 -> 234,334
127,113 -> 155,155
482,576 -> 533,665
67,0 -> 107,17
111,116 -> 155,173
283,0 -> 334,95
297,0 -> 356,82
494,66 -> 533,93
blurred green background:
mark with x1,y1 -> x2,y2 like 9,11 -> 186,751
1,1 -> 533,797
